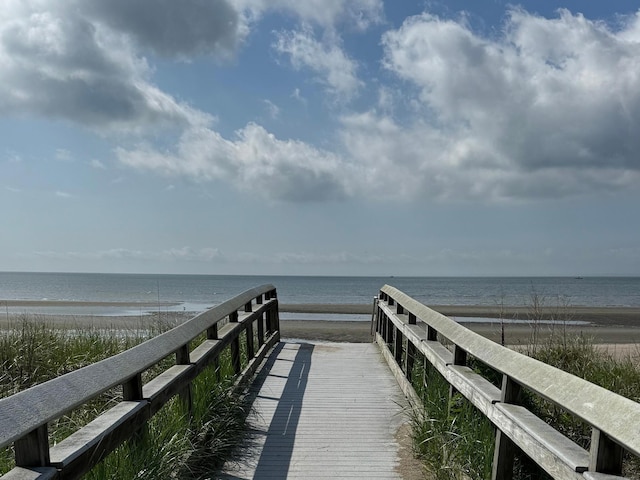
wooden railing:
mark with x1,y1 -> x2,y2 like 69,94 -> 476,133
0,285 -> 280,480
375,285 -> 640,480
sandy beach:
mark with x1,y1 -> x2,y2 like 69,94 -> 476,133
2,301 -> 639,351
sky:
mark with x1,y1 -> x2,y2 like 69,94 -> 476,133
1,0 -> 640,277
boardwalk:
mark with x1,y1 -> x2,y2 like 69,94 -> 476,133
218,341 -> 415,479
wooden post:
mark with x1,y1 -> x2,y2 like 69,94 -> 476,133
396,303 -> 404,315
14,425 -> 50,468
244,301 -> 252,313
589,428 -> 624,475
207,323 -> 221,380
230,311 -> 241,374
257,312 -> 265,347
388,297 -> 395,307
246,322 -> 255,360
491,376 -> 522,480
176,344 -> 193,414
394,328 -> 403,366
427,325 -> 437,341
256,294 -> 263,304
123,373 -> 143,401
449,345 -> 467,398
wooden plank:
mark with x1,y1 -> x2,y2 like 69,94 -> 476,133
583,473 -> 629,480
0,467 -> 58,480
448,365 -> 501,416
49,401 -> 149,479
219,341 -> 412,479
142,364 -> 195,415
491,403 -> 588,479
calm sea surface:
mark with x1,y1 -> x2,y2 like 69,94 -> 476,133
1,272 -> 639,317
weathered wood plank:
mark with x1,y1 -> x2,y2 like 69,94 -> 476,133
49,401 -> 149,479
219,341 -> 412,479
0,467 -> 58,480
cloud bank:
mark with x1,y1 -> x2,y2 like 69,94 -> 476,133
2,3 -> 640,202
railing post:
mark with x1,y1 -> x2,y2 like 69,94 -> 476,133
394,327 -> 403,366
449,345 -> 468,399
257,312 -> 265,347
244,301 -> 252,313
207,323 -> 221,380
405,313 -> 417,380
256,294 -> 263,304
123,373 -> 143,401
176,344 -> 193,414
589,428 -> 624,475
491,375 -> 522,480
246,321 -> 255,360
14,425 -> 50,468
230,311 -> 241,374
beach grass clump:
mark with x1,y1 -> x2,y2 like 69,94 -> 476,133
410,356 -> 494,480
0,315 -> 248,478
409,326 -> 640,479
85,364 -> 246,480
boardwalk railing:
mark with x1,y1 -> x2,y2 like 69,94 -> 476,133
375,284 -> 640,480
0,285 -> 280,480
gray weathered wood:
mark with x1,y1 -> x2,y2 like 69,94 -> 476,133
219,341 -> 412,479
380,285 -> 640,459
0,467 -> 58,480
49,401 -> 149,479
0,285 -> 277,449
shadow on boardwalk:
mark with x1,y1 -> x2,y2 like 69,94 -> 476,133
218,341 -> 412,479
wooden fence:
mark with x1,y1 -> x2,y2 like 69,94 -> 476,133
0,285 -> 279,480
375,284 -> 640,480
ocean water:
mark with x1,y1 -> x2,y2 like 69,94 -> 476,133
1,272 -> 639,317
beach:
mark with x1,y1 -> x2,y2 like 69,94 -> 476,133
1,301 -> 639,346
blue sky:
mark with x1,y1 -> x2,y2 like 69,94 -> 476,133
1,0 -> 640,276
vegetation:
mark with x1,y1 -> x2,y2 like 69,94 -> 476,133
0,315 -> 248,479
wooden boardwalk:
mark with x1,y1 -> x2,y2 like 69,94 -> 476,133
218,341 -> 414,479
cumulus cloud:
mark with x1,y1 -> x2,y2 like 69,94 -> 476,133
117,123 -> 352,202
274,28 -> 363,99
0,1 -> 218,132
362,8 -> 640,200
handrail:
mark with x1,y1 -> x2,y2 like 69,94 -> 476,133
376,284 -> 639,480
0,284 -> 280,479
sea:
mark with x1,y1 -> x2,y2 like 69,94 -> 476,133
1,272 -> 639,321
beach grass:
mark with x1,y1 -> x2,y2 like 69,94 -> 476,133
0,315 -> 247,478
410,323 -> 640,479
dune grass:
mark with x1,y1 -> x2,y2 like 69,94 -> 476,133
0,315 -> 249,479
410,312 -> 640,479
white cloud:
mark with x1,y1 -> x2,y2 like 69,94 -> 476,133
0,1 -> 217,132
33,246 -> 222,263
117,123 -> 352,202
273,28 -> 363,99
291,88 -> 307,105
239,0 -> 383,31
263,99 -> 280,119
358,8 -> 640,200
55,190 -> 73,198
55,149 -> 73,162
90,159 -> 106,169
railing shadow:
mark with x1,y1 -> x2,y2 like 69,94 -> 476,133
249,341 -> 314,479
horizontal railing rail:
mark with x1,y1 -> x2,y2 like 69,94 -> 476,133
375,284 -> 640,480
0,284 -> 280,480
